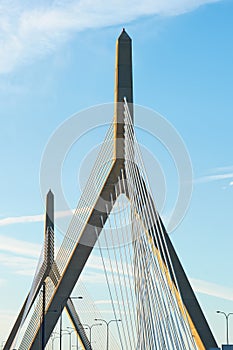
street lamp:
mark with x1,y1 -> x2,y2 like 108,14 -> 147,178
60,296 -> 83,350
51,336 -> 60,350
82,323 -> 102,346
216,310 -> 233,344
94,318 -> 121,350
67,327 -> 77,350
62,330 -> 72,350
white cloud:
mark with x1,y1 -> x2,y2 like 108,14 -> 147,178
210,165 -> 233,173
0,278 -> 6,287
0,209 -> 75,227
191,278 -> 233,301
0,310 -> 17,342
0,214 -> 44,227
195,172 -> 233,184
195,165 -> 233,186
0,253 -> 38,276
0,0 -> 222,74
0,235 -> 41,257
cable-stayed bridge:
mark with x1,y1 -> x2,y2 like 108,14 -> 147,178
4,30 -> 219,350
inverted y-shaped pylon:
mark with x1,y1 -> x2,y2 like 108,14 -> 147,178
4,30 -> 218,350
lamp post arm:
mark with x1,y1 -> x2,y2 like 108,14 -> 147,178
216,311 -> 233,345
94,318 -> 121,350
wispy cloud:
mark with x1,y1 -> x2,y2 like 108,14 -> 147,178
195,165 -> 233,188
0,235 -> 41,275
0,214 -> 44,227
210,165 -> 233,173
195,173 -> 233,183
0,209 -> 75,227
0,253 -> 38,276
0,0 -> 222,74
80,253 -> 233,303
0,235 -> 41,257
0,310 -> 18,341
191,278 -> 233,301
0,278 -> 6,287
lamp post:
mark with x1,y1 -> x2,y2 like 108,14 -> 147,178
60,296 -> 83,350
67,327 -> 77,350
94,318 -> 121,350
83,323 -> 102,346
62,330 -> 72,350
216,310 -> 233,344
52,336 -> 60,350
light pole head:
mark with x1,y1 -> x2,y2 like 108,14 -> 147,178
216,310 -> 229,317
71,296 -> 83,299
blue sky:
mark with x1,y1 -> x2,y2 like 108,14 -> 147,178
0,0 -> 233,348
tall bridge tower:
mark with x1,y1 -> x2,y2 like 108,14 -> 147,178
4,30 -> 218,350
